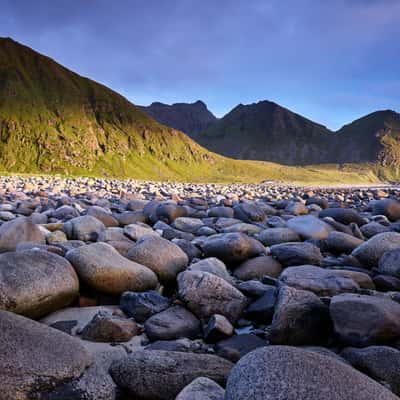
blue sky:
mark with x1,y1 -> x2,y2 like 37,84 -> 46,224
1,0 -> 399,130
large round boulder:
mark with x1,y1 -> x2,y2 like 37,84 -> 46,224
127,235 -> 188,284
270,242 -> 323,266
63,215 -> 106,241
233,255 -> 282,281
233,202 -> 266,223
269,285 -> 332,345
280,265 -> 360,296
287,215 -> 334,240
378,249 -> 400,277
225,346 -> 398,400
0,216 -> 45,252
202,233 -> 265,266
327,231 -> 364,254
319,208 -> 366,226
372,199 -> 400,222
120,290 -> 170,322
177,270 -> 248,322
341,346 -> 400,396
144,305 -> 201,341
109,350 -> 233,400
175,377 -> 225,400
0,250 -> 79,318
330,293 -> 400,346
0,310 -> 91,399
351,232 -> 400,268
66,242 -> 158,294
256,227 -> 300,246
188,257 -> 232,282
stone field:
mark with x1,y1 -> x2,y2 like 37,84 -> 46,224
2,176 -> 400,399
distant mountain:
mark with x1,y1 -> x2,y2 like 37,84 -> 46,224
334,110 -> 400,166
191,100 -> 400,167
139,100 -> 217,137
196,100 -> 334,165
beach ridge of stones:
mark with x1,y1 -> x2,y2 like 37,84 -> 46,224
2,176 -> 400,399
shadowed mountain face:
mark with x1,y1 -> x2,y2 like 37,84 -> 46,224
197,101 -> 334,165
149,98 -> 400,167
334,110 -> 400,166
0,37 -> 216,178
139,101 -> 217,136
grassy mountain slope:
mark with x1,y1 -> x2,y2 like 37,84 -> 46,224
0,37 -> 385,184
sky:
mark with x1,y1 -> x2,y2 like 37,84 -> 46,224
1,0 -> 399,130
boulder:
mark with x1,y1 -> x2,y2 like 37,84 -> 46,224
172,238 -> 202,261
86,205 -> 119,227
172,217 -> 204,233
244,287 -> 277,324
0,310 -> 91,399
330,293 -> 400,346
109,350 -> 233,400
327,231 -> 364,254
287,215 -> 334,240
225,346 -> 398,400
175,377 -> 225,400
178,270 -> 248,322
351,232 -> 400,268
43,345 -> 124,400
0,216 -> 45,252
256,227 -> 300,246
233,202 -> 266,223
202,233 -> 265,265
63,215 -> 106,241
0,250 -> 79,318
379,249 -> 400,277
120,291 -> 170,322
215,334 -> 267,363
156,203 -> 187,224
270,242 -> 323,266
66,242 -> 158,295
280,265 -> 360,296
204,314 -> 234,343
189,257 -> 232,282
144,305 -> 201,341
372,199 -> 400,222
123,222 -> 158,241
341,346 -> 400,396
269,285 -> 332,345
127,235 -> 188,284
319,208 -> 366,226
233,255 -> 282,281
361,221 -> 389,238
80,311 -> 140,342
285,201 -> 308,215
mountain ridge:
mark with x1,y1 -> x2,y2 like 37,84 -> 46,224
141,96 -> 400,167
139,100 -> 217,137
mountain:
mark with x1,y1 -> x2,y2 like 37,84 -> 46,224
191,100 -> 400,168
195,100 -> 334,165
334,110 -> 400,166
139,100 -> 217,136
0,37 -> 220,179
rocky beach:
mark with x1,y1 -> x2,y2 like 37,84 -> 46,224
0,176 -> 400,398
